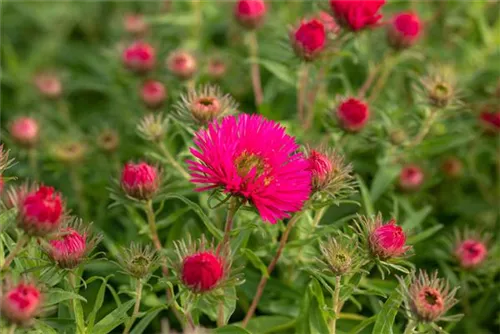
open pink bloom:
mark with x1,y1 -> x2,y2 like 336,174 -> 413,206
182,251 -> 225,292
49,228 -> 87,268
188,114 -> 312,223
292,19 -> 327,61
454,239 -> 488,269
388,12 -> 422,49
10,117 -> 39,147
141,80 -> 166,109
399,165 -> 424,191
1,283 -> 42,324
337,98 -> 370,131
234,0 -> 267,29
122,42 -> 156,72
369,219 -> 409,259
121,162 -> 159,200
19,186 -> 63,236
329,0 -> 385,31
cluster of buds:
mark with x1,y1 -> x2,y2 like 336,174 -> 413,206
329,0 -> 385,32
291,18 -> 327,61
234,0 -> 267,30
387,12 -> 422,50
96,129 -> 120,153
453,229 -> 489,270
173,236 -> 235,293
355,214 -> 410,261
399,164 -> 424,192
137,113 -> 168,142
1,279 -> 43,326
121,162 -> 160,201
140,80 -> 167,109
123,41 -> 156,73
34,72 -> 62,99
173,85 -> 238,126
117,243 -> 159,280
9,117 -> 40,148
166,50 -> 197,80
399,270 -> 459,323
336,97 -> 370,132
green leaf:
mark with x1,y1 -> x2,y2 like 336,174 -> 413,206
159,194 -> 223,240
349,315 -> 376,334
407,224 -> 444,245
44,288 -> 87,306
222,287 -> 237,325
241,248 -> 269,278
254,59 -> 295,86
243,316 -> 295,334
401,206 -> 432,230
130,305 -> 167,334
357,175 -> 374,217
372,280 -> 405,334
296,279 -> 329,334
86,275 -> 113,333
92,299 -> 135,334
32,319 -> 60,334
370,165 -> 400,202
213,325 -> 251,334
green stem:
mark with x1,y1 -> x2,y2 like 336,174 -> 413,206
221,197 -> 240,252
403,320 -> 417,334
367,52 -> 397,103
330,275 -> 342,334
69,272 -> 85,334
7,323 -> 16,334
159,142 -> 190,180
69,168 -> 88,220
28,148 -> 39,182
408,109 -> 439,148
248,31 -> 263,106
297,63 -> 309,124
1,234 -> 29,271
217,300 -> 224,327
123,279 -> 143,334
242,212 -> 303,327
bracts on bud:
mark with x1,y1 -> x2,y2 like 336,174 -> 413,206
1,278 -> 43,326
234,0 -> 267,30
291,18 -> 327,61
116,243 -> 160,280
166,50 -> 197,80
121,162 -> 160,201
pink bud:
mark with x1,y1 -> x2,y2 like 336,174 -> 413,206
441,157 -> 463,179
9,117 -> 39,148
337,98 -> 370,132
182,251 -> 225,292
234,0 -> 267,30
123,42 -> 156,73
479,109 -> 500,134
307,150 -> 333,190
34,73 -> 62,99
49,228 -> 88,268
329,0 -> 385,31
124,14 -> 148,36
399,165 -> 424,192
318,11 -> 340,35
121,162 -> 159,200
207,58 -> 227,80
388,12 -> 422,49
1,282 -> 42,324
19,186 -> 63,236
291,19 -> 327,61
140,80 -> 167,109
166,50 -> 197,80
454,239 -> 488,269
369,219 -> 408,259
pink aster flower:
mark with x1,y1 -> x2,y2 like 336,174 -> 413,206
188,114 -> 312,223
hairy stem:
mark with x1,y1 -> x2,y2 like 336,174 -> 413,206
297,63 -> 309,124
221,197 -> 240,251
304,64 -> 326,130
330,275 -> 342,334
217,300 -> 224,327
123,279 -> 143,334
242,212 -> 303,327
248,31 -> 264,106
403,320 -> 417,334
1,234 -> 29,271
159,142 -> 190,180
408,109 -> 439,147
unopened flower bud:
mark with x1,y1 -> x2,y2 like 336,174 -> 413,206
182,251 -> 225,292
320,237 -> 354,276
96,129 -> 120,152
441,157 -> 463,179
10,117 -> 39,148
48,227 -> 87,268
389,129 -> 407,145
479,107 -> 500,134
399,165 -> 424,192
369,219 -> 409,259
137,113 -> 168,142
123,42 -> 156,73
234,0 -> 267,30
329,0 -> 385,31
422,69 -> 456,108
291,19 -> 327,61
140,80 -> 167,109
118,243 -> 159,279
166,50 -> 197,80
318,11 -> 340,35
207,57 -> 227,80
52,142 -> 86,164
453,230 -> 489,270
388,12 -> 422,49
1,281 -> 42,325
336,98 -> 370,132
306,148 -> 353,196
34,73 -> 62,99
121,162 -> 159,200
124,14 -> 148,36
18,186 -> 64,236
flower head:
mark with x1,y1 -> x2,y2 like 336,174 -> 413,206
336,98 -> 370,132
34,73 -> 62,99
329,0 -> 385,31
96,129 -> 120,152
140,80 -> 167,109
441,157 -> 463,179
117,243 -> 160,280
479,107 -> 500,134
174,85 -> 238,126
388,12 -> 422,49
319,233 -> 364,276
166,50 -> 197,80
121,162 -> 160,200
421,67 -> 457,108
123,41 -> 156,73
399,270 -> 459,323
124,14 -> 148,36
18,186 -> 64,236
399,164 -> 424,192
137,113 -> 169,142
453,229 -> 489,270
173,236 -> 234,293
291,19 -> 327,61
9,117 -> 39,148
1,280 -> 42,325
234,0 -> 267,30
188,114 -> 312,223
